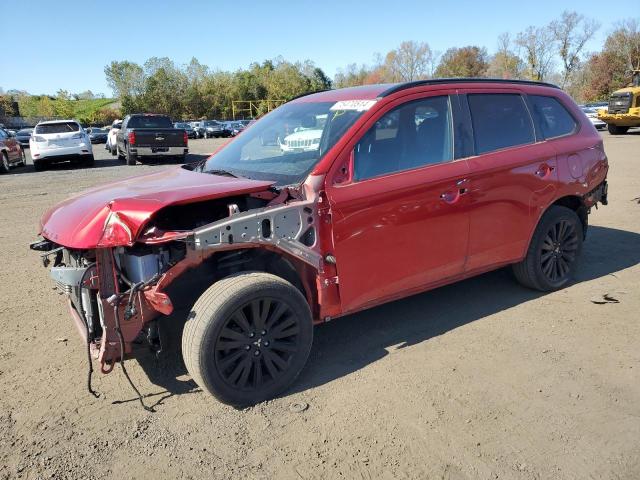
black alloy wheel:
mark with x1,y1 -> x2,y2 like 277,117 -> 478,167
215,298 -> 300,392
539,218 -> 579,284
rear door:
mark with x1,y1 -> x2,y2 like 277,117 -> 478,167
326,91 -> 471,313
458,89 -> 558,272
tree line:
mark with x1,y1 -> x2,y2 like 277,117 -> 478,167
2,12 -> 639,124
104,57 -> 332,120
335,14 -> 640,103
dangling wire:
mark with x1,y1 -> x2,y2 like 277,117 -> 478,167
113,302 -> 154,413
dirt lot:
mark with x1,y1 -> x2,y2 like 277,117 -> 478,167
0,132 -> 639,480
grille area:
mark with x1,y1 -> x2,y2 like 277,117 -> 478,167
608,92 -> 632,114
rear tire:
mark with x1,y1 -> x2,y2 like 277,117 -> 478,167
33,159 -> 45,171
182,272 -> 313,407
0,152 -> 9,173
84,154 -> 95,167
125,146 -> 136,166
607,124 -> 629,135
513,206 -> 583,291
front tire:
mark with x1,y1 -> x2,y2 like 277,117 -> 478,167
513,206 -> 583,291
607,124 -> 629,135
182,272 -> 313,407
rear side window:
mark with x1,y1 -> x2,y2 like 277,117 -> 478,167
529,95 -> 577,139
467,94 -> 534,154
35,122 -> 80,134
354,95 -> 453,180
127,116 -> 173,128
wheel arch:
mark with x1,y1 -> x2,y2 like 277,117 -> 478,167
164,247 -> 319,321
550,194 -> 588,237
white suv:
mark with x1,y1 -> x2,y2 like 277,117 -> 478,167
30,120 -> 94,171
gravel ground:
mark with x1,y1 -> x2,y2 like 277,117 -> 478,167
0,132 -> 639,479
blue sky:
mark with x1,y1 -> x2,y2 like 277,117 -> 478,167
1,0 -> 623,96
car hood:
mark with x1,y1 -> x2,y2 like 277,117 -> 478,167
40,166 -> 275,249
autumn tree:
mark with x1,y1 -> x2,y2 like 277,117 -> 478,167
104,61 -> 145,99
581,20 -> 640,100
383,41 -> 434,81
516,26 -> 555,81
549,11 -> 600,87
486,33 -> 525,79
434,46 -> 489,78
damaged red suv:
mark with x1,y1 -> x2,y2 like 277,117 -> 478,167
32,80 -> 608,407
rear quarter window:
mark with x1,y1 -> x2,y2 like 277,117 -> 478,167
467,93 -> 535,155
529,95 -> 578,139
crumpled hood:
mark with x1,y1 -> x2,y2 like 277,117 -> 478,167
40,166 -> 274,249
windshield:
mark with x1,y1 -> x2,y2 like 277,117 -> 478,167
127,116 -> 173,128
35,122 -> 80,134
202,101 -> 366,185
91,128 -> 107,133
17,129 -> 33,135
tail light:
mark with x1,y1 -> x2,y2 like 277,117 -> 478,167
72,133 -> 83,139
32,136 -> 46,142
183,131 -> 188,144
128,132 -> 136,145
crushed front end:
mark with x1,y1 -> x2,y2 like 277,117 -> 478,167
30,239 -> 184,373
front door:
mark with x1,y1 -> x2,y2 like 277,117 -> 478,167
326,93 -> 471,314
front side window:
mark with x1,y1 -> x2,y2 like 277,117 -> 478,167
467,94 -> 534,154
202,101 -> 366,185
354,96 -> 453,181
529,95 -> 577,139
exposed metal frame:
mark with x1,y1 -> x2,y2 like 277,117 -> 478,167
191,199 -> 322,270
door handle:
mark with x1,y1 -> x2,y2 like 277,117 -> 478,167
535,164 -> 555,178
440,180 -> 470,204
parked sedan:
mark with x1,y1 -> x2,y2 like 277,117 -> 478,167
174,122 -> 198,139
15,128 -> 33,148
581,106 -> 606,130
0,128 -> 26,172
203,120 -> 226,138
87,127 -> 109,143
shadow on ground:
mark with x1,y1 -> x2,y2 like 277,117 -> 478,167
123,224 -> 640,407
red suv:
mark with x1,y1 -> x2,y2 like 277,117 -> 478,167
31,80 -> 608,406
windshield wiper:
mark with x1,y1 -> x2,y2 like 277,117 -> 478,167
206,169 -> 238,178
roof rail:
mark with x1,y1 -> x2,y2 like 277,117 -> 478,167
379,78 -> 559,97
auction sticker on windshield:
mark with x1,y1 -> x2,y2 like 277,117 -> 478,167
330,100 -> 377,112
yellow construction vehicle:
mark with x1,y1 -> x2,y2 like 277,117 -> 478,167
598,70 -> 640,134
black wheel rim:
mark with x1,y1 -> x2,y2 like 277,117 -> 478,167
215,298 -> 299,391
540,219 -> 579,283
